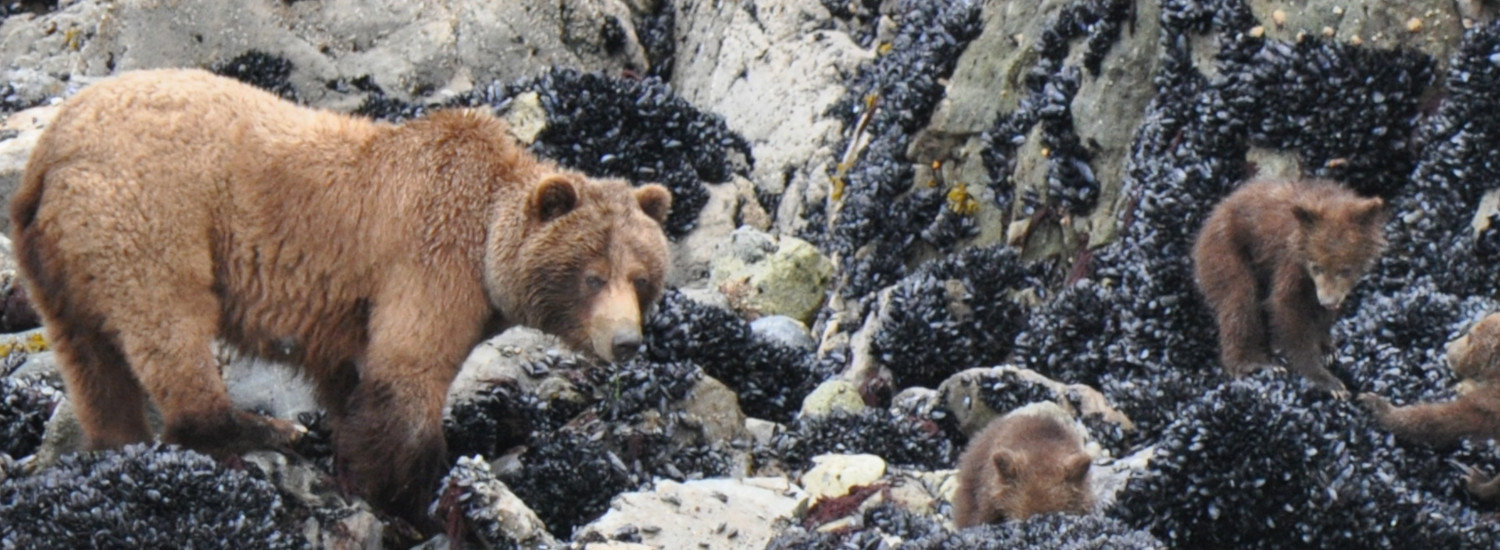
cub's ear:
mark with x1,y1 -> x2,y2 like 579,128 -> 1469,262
991,450 -> 1023,483
1292,205 -> 1319,229
1354,197 -> 1387,226
635,184 -> 673,225
1064,454 -> 1093,484
530,175 -> 578,222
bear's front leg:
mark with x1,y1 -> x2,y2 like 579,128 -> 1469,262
1269,264 -> 1348,398
336,277 -> 490,530
1357,393 -> 1496,448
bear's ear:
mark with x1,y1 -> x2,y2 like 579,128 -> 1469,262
1354,197 -> 1387,226
991,450 -> 1023,483
635,184 -> 673,225
1292,204 -> 1319,230
1064,454 -> 1092,485
530,175 -> 578,223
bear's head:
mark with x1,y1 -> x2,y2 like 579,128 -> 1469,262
1448,313 -> 1500,387
487,172 -> 671,362
1292,194 -> 1387,310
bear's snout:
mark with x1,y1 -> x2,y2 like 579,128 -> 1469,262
612,329 -> 642,362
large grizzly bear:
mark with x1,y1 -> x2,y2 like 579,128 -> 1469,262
1192,179 -> 1387,398
1360,313 -> 1500,500
951,401 -> 1094,528
10,69 -> 672,524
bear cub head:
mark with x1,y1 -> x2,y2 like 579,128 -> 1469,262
1449,313 -> 1500,390
1291,195 -> 1387,310
487,172 -> 672,362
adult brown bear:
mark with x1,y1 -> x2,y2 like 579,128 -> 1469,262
10,69 -> 672,525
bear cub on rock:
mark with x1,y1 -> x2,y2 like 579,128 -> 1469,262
11,69 -> 672,527
1193,179 -> 1387,398
952,401 -> 1094,527
1361,313 -> 1500,500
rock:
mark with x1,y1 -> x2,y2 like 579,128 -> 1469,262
8,350 -> 57,383
446,326 -> 582,412
749,315 -> 816,351
0,0 -> 648,111
710,226 -> 834,325
576,477 -> 805,550
436,456 -> 559,550
672,375 -> 750,445
745,417 -> 783,447
0,106 -> 57,234
799,453 -> 887,502
1068,0 -> 1162,249
500,91 -> 549,145
302,509 -> 384,550
220,352 -> 320,423
889,386 -> 941,418
669,180 -> 742,288
0,327 -> 49,377
798,379 -> 866,418
938,365 -> 1135,439
1249,0 -> 1467,73
671,0 -> 872,235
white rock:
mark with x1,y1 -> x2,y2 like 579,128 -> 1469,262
671,0 -> 873,235
799,453 -> 887,502
798,379 -> 866,418
1,0 -> 648,111
0,106 -> 58,234
577,477 -> 805,550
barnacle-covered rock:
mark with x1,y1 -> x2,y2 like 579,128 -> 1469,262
906,512 -> 1165,549
1376,19 -> 1500,297
434,456 -> 557,549
0,374 -> 59,458
494,355 -> 742,538
764,503 -> 948,550
771,407 -> 957,472
871,245 -> 1045,390
209,50 -> 298,101
820,0 -> 984,310
645,289 -> 830,423
0,444 -> 300,548
351,67 -> 751,238
1112,376 -> 1500,549
576,477 -> 805,550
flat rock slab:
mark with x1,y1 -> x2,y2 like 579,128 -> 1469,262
577,477 -> 805,549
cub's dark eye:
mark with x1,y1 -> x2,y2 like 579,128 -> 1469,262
585,275 -> 606,290
633,277 -> 649,290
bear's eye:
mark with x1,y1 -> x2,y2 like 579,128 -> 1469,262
585,275 -> 606,290
1308,265 -> 1324,275
633,277 -> 649,291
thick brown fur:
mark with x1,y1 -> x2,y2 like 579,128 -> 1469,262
952,402 -> 1093,528
1192,179 -> 1387,398
10,69 -> 672,526
1360,313 -> 1500,500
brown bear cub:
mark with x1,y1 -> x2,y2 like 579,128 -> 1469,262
11,69 -> 672,526
1360,313 -> 1500,500
1192,179 -> 1387,398
952,402 -> 1094,528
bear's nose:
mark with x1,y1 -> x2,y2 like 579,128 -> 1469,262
612,330 -> 642,362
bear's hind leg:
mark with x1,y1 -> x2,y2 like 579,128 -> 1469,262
115,290 -> 302,457
50,319 -> 152,449
1193,237 -> 1272,376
